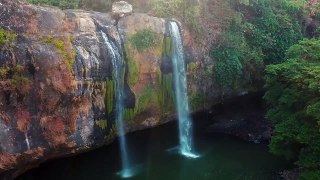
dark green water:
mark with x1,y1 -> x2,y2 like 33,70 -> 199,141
17,112 -> 292,180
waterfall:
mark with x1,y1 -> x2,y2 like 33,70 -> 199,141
169,22 -> 198,158
25,132 -> 30,150
101,31 -> 133,178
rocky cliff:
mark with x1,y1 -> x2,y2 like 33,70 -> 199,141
0,0 -> 254,178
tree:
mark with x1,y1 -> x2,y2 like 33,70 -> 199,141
264,38 -> 320,179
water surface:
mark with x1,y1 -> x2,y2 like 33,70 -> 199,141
17,113 -> 292,180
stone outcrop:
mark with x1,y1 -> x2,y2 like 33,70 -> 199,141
112,1 -> 133,18
0,0 -> 257,179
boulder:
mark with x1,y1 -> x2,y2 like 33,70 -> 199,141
112,1 -> 133,18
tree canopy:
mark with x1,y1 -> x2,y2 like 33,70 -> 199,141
264,38 -> 320,179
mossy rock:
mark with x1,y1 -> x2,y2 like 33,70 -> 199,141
0,28 -> 17,48
129,28 -> 157,52
165,36 -> 172,56
42,35 -> 76,70
96,120 -> 108,130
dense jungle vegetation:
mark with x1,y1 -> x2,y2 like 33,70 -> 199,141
26,0 -> 320,178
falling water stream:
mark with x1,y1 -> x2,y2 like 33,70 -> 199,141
101,31 -> 133,178
169,22 -> 199,158
24,132 -> 30,150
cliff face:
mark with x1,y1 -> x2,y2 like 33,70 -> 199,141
0,0 -> 252,178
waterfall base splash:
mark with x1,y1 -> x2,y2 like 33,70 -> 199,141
166,146 -> 200,159
181,151 -> 200,159
116,163 -> 144,178
117,169 -> 134,179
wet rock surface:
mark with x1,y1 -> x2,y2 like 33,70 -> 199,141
205,92 -> 273,143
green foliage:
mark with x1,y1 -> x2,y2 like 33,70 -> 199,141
209,0 -> 305,91
79,0 -> 114,12
27,0 -> 80,9
0,29 -> 17,49
150,0 -> 180,17
210,26 -> 245,89
27,0 -> 116,11
96,119 -> 108,130
264,39 -> 320,178
309,3 -> 320,18
285,38 -> 320,62
300,171 -> 320,180
150,0 -> 200,34
129,29 -> 157,52
241,0 -> 304,64
239,0 -> 251,6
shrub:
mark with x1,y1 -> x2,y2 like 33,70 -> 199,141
129,28 -> 157,52
27,0 -> 115,11
27,0 -> 80,9
150,0 -> 200,34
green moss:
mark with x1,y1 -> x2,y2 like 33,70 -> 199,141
137,85 -> 153,113
13,64 -> 24,74
124,108 -> 136,121
154,35 -> 164,57
43,36 -> 75,70
129,28 -> 157,52
11,74 -> 31,89
0,67 -> 9,79
189,92 -> 205,111
102,79 -> 114,114
124,84 -> 162,121
96,119 -> 108,130
0,28 -> 17,48
157,73 -> 175,113
187,63 -> 197,73
165,36 -> 172,56
125,44 -> 139,87
104,123 -> 117,144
